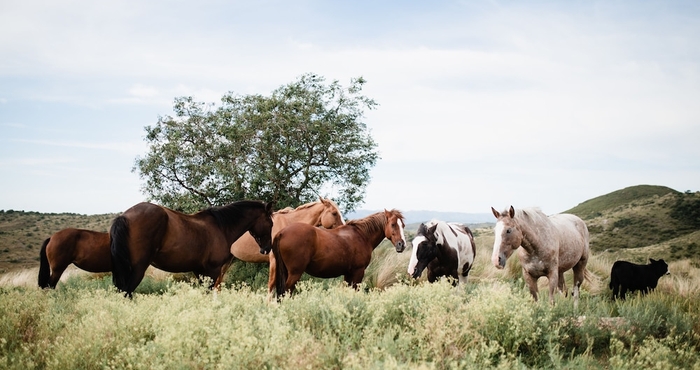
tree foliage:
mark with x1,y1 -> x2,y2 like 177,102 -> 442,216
134,73 -> 378,213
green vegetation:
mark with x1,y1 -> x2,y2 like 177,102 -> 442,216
134,73 -> 378,213
1,270 -> 699,369
2,184 -> 700,367
564,186 -> 700,257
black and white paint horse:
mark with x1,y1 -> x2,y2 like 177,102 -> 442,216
407,220 -> 476,285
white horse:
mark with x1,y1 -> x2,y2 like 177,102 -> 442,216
407,220 -> 476,285
491,206 -> 590,304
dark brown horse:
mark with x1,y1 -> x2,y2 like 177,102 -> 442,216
111,200 -> 274,297
269,209 -> 406,298
38,228 -> 110,288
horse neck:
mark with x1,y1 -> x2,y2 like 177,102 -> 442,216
274,203 -> 323,230
208,205 -> 262,244
349,214 -> 388,250
516,213 -> 550,256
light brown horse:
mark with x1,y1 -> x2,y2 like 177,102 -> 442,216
111,200 -> 274,297
216,197 -> 345,288
491,206 -> 590,304
269,209 -> 406,298
38,228 -> 110,288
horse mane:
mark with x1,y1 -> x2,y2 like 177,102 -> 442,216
515,207 -> 548,224
513,207 -> 556,245
348,209 -> 404,235
274,199 -> 332,215
204,200 -> 266,229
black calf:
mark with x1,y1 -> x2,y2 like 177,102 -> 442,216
609,258 -> 669,300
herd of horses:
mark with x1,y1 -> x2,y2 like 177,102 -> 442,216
37,199 -> 663,303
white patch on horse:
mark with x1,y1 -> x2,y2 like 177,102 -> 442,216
408,234 -> 426,275
492,221 -> 505,267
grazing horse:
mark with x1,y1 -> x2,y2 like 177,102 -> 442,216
38,228 -> 110,288
269,209 -> 406,298
216,197 -> 345,288
111,200 -> 274,297
407,220 -> 476,285
491,206 -> 590,304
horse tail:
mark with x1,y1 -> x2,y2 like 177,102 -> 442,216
38,238 -> 51,288
110,216 -> 132,293
272,235 -> 288,298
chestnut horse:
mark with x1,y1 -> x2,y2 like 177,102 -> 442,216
491,206 -> 590,304
216,198 -> 345,288
407,220 -> 476,285
111,200 -> 274,297
270,209 -> 406,298
38,228 -> 110,288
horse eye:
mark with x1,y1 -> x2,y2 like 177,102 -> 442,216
506,228 -> 512,234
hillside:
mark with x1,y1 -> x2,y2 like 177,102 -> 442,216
0,210 -> 115,274
1,184 -> 699,273
564,185 -> 700,261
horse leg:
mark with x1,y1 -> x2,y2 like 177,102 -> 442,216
48,265 -> 67,289
523,270 -> 540,302
267,256 -> 277,302
344,270 -> 366,290
285,272 -> 303,294
214,257 -> 236,291
572,263 -> 586,304
558,271 -> 568,297
547,271 -> 559,305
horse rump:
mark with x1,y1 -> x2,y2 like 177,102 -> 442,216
38,237 -> 51,288
110,216 -> 132,294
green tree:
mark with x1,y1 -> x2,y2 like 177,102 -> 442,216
134,73 -> 379,213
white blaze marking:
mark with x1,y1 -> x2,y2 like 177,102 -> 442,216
492,221 -> 504,266
408,235 -> 425,275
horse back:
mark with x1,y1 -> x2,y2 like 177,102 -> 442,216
549,213 -> 589,270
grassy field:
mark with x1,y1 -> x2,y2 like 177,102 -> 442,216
1,228 -> 699,369
2,185 -> 700,368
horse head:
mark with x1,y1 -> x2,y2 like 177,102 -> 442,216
407,222 -> 439,279
318,197 -> 345,229
384,209 -> 406,252
251,201 -> 275,255
491,205 -> 523,269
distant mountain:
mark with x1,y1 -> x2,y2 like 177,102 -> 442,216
345,210 -> 494,225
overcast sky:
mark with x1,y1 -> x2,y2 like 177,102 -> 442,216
1,0 -> 699,216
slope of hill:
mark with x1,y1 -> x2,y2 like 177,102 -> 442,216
565,185 -> 678,219
564,185 -> 700,259
0,210 -> 115,274
2,184 -> 698,273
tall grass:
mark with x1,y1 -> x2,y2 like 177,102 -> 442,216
2,227 -> 699,369
1,276 -> 699,369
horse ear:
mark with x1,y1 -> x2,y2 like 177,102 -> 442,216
491,207 -> 500,219
428,223 -> 438,235
508,206 -> 515,218
650,258 -> 656,263
265,201 -> 275,213
319,196 -> 325,203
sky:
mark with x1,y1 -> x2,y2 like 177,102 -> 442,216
1,0 -> 699,216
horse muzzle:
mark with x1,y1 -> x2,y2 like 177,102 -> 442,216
394,240 -> 406,253
492,253 -> 506,269
259,246 -> 271,255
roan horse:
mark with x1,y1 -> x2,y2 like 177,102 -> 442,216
407,220 -> 476,285
269,209 -> 406,298
491,206 -> 590,304
216,197 -> 345,289
38,228 -> 110,288
111,200 -> 274,297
